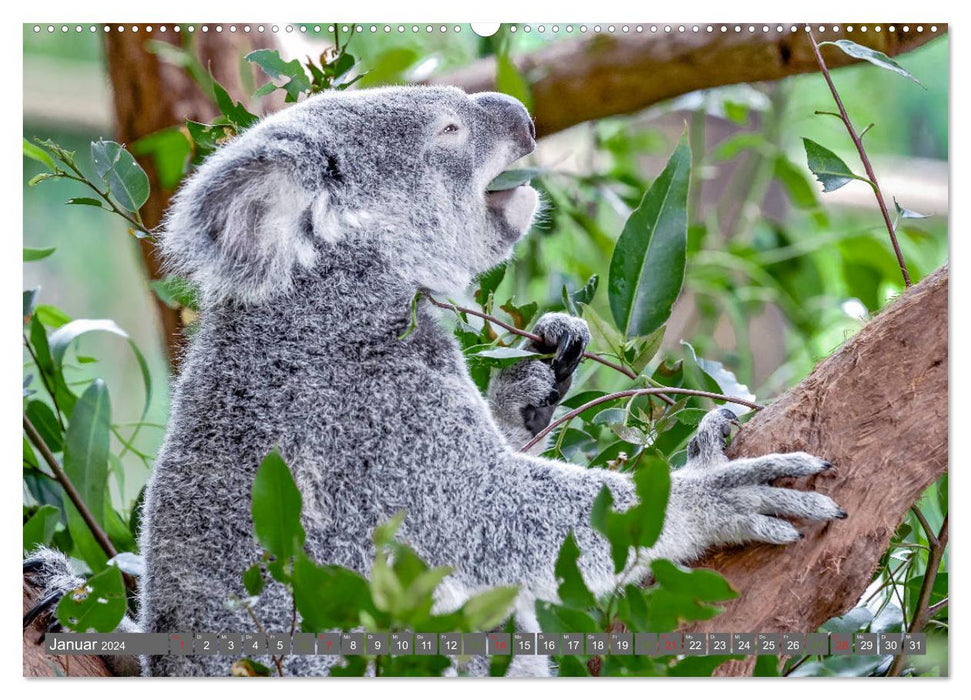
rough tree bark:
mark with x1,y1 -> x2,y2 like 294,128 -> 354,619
434,24 -> 943,138
22,266 -> 947,677
684,265 -> 948,676
103,26 -> 277,370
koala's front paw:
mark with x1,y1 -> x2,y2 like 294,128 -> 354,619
530,312 -> 591,383
487,313 -> 590,448
673,451 -> 846,550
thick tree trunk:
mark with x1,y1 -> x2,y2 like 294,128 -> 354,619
103,26 -> 277,371
435,24 -> 943,138
684,265 -> 948,676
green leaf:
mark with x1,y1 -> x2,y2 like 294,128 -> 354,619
243,564 -> 265,596
487,168 -> 543,192
245,49 -> 311,102
591,456 -> 671,572
681,341 -> 756,414
495,53 -> 532,111
894,197 -> 930,220
499,298 -> 538,329
213,79 -> 259,131
251,448 -> 306,563
535,599 -> 598,633
231,658 -> 273,676
24,247 -> 56,262
292,552 -> 374,632
820,40 -> 924,87
34,304 -> 72,329
802,138 -> 871,193
56,565 -> 126,632
468,346 -> 547,364
131,127 -> 192,190
23,505 -> 61,553
463,585 -> 519,630
474,263 -> 506,306
65,197 -> 106,209
25,400 -> 63,452
554,533 -> 596,609
49,319 -> 152,424
626,325 -> 665,374
581,304 -> 624,358
23,138 -> 56,171
149,276 -> 200,311
28,172 -> 56,186
23,287 -> 40,321
650,559 -> 738,602
63,380 -> 111,571
90,140 -> 150,212
608,132 -> 691,338
753,654 -> 781,676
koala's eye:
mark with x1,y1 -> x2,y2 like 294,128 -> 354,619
441,123 -> 461,135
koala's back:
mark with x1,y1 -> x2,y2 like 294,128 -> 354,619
137,294 -> 502,674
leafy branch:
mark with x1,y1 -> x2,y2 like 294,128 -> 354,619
521,388 -> 762,453
806,32 -> 914,287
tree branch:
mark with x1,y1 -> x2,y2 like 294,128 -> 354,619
23,416 -> 118,561
682,265 -> 948,676
434,25 -> 943,138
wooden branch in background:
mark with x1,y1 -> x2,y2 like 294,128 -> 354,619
434,25 -> 943,138
103,27 -> 278,371
682,265 -> 948,676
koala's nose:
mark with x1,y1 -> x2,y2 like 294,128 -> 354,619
473,91 -> 536,154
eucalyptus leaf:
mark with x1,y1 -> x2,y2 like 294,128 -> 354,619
90,140 -> 150,212
24,247 -> 56,262
608,132 -> 691,337
23,505 -> 61,553
62,380 -> 111,572
251,448 -> 306,563
820,40 -> 924,87
49,319 -> 152,424
487,168 -> 543,192
56,564 -> 126,632
802,138 -> 871,193
23,138 -> 56,170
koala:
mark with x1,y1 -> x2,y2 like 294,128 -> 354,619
25,86 -> 845,677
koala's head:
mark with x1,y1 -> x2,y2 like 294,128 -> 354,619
161,85 -> 538,305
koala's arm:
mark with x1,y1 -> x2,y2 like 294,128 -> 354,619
486,313 -> 589,451
458,408 -> 845,601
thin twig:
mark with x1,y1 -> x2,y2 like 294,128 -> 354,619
808,30 -> 911,287
24,415 -> 118,561
23,333 -> 66,432
521,387 -> 763,452
926,597 -> 948,618
425,294 -> 679,404
887,515 -> 948,676
910,505 -> 939,547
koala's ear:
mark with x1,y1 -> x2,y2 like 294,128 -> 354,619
160,138 -> 336,304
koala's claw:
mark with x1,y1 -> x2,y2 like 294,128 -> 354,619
551,330 -> 586,383
687,407 -> 741,466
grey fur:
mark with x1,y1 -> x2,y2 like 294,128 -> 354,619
28,86 -> 844,677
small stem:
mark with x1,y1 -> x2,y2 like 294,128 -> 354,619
24,415 -> 118,561
521,388 -> 762,452
23,333 -> 66,432
425,294 -> 677,402
58,171 -> 153,238
887,515 -> 948,676
808,31 -> 911,287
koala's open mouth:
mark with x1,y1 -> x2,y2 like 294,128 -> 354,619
485,170 -> 539,241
